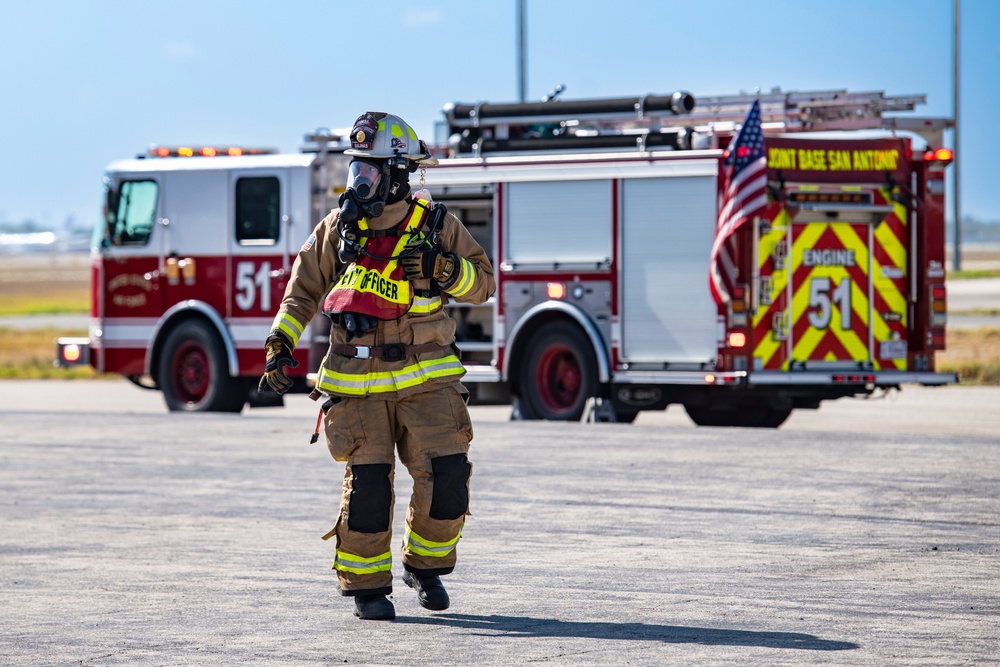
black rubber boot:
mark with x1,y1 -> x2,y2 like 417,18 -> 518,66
354,594 -> 396,620
402,571 -> 450,611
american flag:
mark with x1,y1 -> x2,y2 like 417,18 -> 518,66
709,99 -> 768,305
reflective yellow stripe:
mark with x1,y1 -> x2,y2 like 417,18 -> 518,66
317,355 -> 465,396
409,295 -> 442,314
446,258 -> 475,298
272,312 -> 305,346
405,524 -> 462,558
333,549 -> 392,575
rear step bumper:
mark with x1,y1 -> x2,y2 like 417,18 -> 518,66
748,370 -> 958,386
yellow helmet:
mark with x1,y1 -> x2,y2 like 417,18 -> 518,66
343,112 -> 438,166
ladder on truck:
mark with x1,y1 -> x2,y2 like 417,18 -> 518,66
441,88 -> 955,156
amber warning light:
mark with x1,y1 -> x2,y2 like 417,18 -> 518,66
148,145 -> 277,158
54,337 -> 90,367
546,282 -> 566,300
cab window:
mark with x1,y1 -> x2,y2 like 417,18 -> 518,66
236,177 -> 280,244
110,180 -> 158,246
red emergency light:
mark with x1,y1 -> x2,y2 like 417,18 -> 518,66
923,148 -> 954,163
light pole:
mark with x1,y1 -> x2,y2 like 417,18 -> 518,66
517,0 -> 527,102
953,0 -> 961,271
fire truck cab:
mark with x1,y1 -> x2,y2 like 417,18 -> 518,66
66,137 -> 348,411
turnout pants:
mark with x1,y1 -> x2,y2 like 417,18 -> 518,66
321,383 -> 473,596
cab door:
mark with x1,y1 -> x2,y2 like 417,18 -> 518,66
228,169 -> 295,368
229,171 -> 288,314
98,176 -> 165,375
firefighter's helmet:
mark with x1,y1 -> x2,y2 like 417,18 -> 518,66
344,112 -> 438,166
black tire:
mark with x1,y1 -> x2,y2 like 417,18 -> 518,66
684,403 -> 792,428
758,406 -> 793,428
158,320 -> 244,413
517,322 -> 597,421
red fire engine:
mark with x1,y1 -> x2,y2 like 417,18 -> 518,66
59,88 -> 956,426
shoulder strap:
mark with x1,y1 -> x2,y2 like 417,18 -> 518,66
416,201 -> 448,245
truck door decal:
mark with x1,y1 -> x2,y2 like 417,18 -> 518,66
235,260 -> 272,312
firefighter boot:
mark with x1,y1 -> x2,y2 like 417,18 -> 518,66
403,571 -> 450,611
354,594 -> 396,620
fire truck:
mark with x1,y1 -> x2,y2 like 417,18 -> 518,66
60,88 -> 957,426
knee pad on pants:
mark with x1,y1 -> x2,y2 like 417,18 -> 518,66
348,463 -> 392,533
429,453 -> 471,521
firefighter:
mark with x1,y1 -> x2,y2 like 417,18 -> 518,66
258,112 -> 495,621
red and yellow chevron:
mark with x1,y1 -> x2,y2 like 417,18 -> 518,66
752,187 -> 909,371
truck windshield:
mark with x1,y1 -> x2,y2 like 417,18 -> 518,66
107,180 -> 158,246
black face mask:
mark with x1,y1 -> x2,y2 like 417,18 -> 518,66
338,188 -> 383,224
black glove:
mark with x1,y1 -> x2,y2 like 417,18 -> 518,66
257,333 -> 299,394
401,237 -> 457,286
334,312 -> 377,342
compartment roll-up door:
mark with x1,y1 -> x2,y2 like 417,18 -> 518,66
621,175 -> 718,364
505,179 -> 611,267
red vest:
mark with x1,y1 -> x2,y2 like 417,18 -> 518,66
323,199 -> 430,320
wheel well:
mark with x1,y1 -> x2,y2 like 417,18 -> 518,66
505,312 -> 606,395
149,311 -> 232,387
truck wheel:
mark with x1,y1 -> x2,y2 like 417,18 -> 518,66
518,322 -> 597,421
158,320 -> 244,413
758,406 -> 793,428
684,404 -> 791,428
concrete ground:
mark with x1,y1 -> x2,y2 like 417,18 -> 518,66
1,380 -> 998,666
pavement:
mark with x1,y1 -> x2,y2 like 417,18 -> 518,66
1,380 -> 998,666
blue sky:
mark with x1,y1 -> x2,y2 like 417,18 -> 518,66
1,0 -> 996,231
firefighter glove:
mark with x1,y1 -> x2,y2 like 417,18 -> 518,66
334,311 -> 377,342
401,238 -> 457,286
257,333 -> 299,395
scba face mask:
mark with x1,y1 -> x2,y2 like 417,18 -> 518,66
337,159 -> 391,262
346,160 -> 385,203
339,159 -> 390,223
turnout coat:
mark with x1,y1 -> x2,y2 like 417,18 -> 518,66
270,195 -> 495,401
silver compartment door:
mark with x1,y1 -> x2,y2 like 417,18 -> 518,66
621,175 -> 718,364
505,179 -> 611,269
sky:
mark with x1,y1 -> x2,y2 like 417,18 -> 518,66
1,0 -> 997,233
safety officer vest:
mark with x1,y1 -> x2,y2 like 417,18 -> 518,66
323,199 -> 430,320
